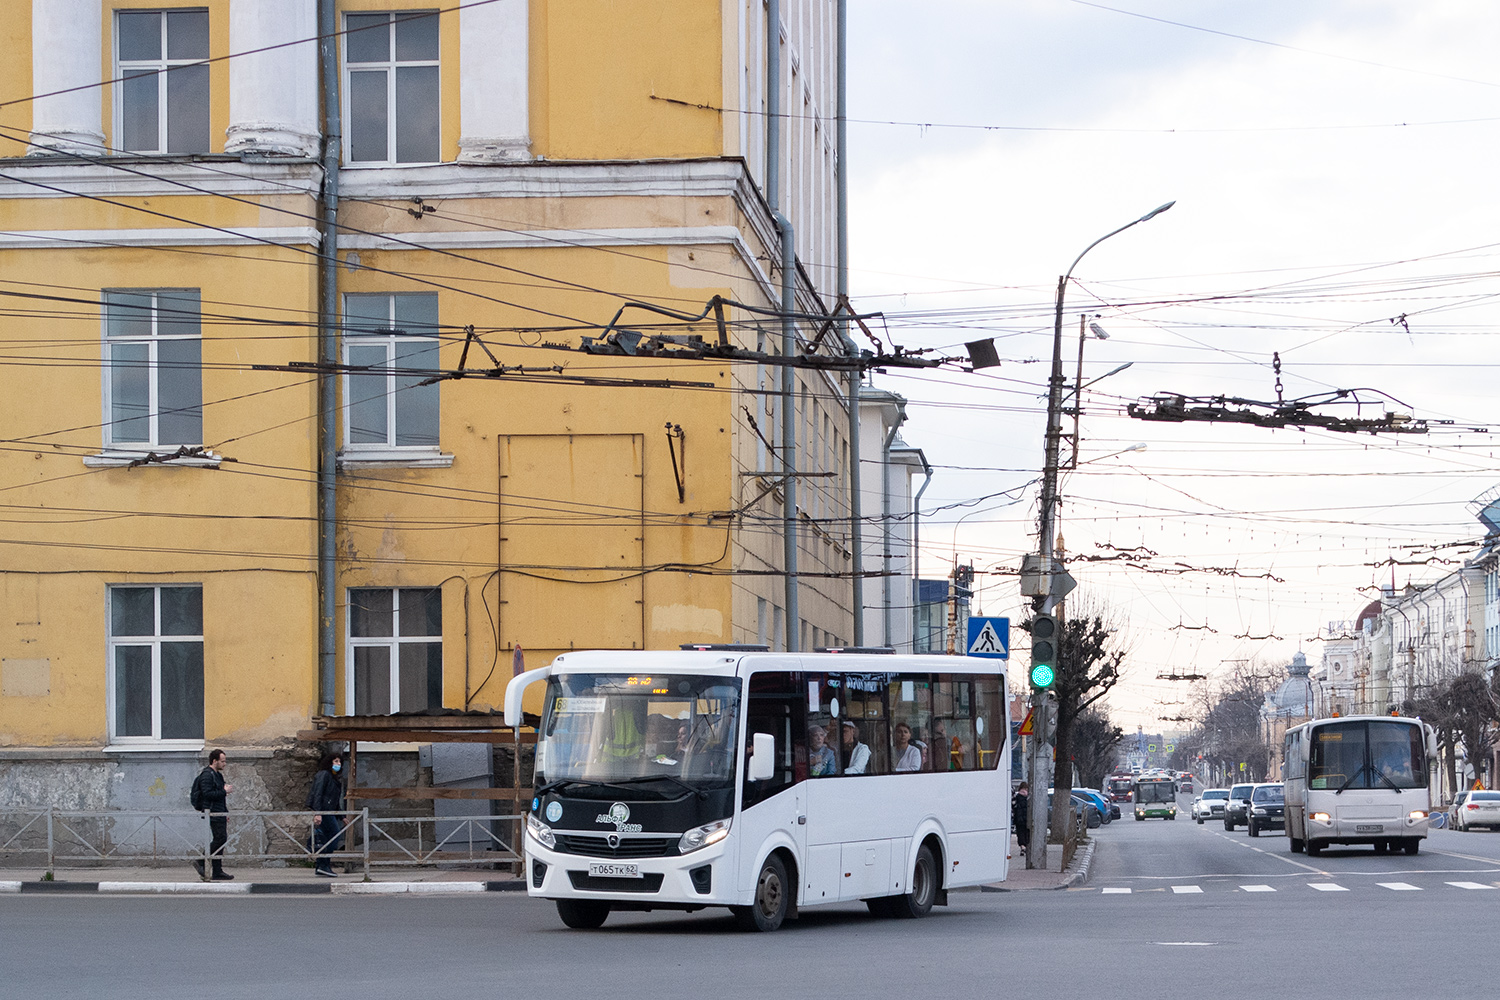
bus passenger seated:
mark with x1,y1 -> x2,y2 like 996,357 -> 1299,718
809,724 -> 838,777
893,722 -> 922,772
841,720 -> 871,775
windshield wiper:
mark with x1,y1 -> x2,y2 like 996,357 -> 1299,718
605,774 -> 709,800
1374,768 -> 1402,793
534,778 -> 587,797
1335,764 -> 1367,795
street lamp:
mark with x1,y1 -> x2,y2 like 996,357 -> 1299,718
1038,200 -> 1174,600
1027,200 -> 1174,871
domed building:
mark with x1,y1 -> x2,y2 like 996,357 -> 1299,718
1261,652 -> 1316,779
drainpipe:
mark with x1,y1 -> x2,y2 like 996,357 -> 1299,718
879,401 -> 904,647
910,454 -> 932,652
765,0 -> 798,650
835,0 -> 862,646
316,0 -> 341,716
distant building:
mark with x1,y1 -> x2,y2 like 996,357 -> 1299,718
1261,651 -> 1316,779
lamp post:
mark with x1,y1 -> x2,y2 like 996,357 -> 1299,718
1027,200 -> 1173,870
1038,200 -> 1174,603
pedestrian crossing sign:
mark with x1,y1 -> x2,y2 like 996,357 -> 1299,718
965,617 -> 1009,659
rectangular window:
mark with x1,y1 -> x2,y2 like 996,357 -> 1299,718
344,11 -> 441,164
343,293 -> 441,450
103,289 -> 203,447
108,585 -> 204,743
348,587 -> 442,714
116,9 -> 210,154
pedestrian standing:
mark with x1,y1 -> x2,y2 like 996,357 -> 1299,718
1012,781 -> 1031,857
307,751 -> 346,877
192,748 -> 234,880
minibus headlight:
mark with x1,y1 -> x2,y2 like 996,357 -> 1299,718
679,819 -> 731,854
1310,812 -> 1331,823
1409,810 -> 1428,821
526,812 -> 556,849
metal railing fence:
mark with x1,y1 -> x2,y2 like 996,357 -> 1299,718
0,808 -> 521,876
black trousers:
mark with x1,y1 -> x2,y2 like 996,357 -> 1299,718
209,815 -> 228,871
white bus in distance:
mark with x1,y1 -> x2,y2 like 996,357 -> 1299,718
1282,714 -> 1437,857
505,647 -> 1011,931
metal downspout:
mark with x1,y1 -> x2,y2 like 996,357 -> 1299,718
316,0 -> 340,716
765,0 -> 798,649
879,410 -> 901,647
778,214 -> 799,651
910,455 -> 932,652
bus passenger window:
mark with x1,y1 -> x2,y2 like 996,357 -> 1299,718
888,675 -> 934,771
973,675 -> 1006,770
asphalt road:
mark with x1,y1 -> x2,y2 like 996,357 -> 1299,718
7,794 -> 1499,1000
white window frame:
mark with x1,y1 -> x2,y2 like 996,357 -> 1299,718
344,587 -> 444,715
342,10 -> 442,166
106,584 -> 205,750
339,292 -> 450,467
93,288 -> 215,467
114,8 -> 211,155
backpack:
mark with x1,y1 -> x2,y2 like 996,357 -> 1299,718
190,769 -> 207,811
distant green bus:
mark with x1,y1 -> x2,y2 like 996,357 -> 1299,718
1134,776 -> 1178,820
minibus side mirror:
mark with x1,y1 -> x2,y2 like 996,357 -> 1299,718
749,732 -> 775,781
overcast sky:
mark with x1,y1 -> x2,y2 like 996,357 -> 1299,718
846,1 -> 1500,730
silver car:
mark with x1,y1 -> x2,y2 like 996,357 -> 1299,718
1194,788 -> 1229,824
1453,790 -> 1500,831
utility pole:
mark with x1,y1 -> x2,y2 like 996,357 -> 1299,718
1030,202 -> 1174,864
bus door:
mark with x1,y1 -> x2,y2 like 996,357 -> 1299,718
738,668 -> 808,897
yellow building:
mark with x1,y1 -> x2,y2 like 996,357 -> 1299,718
0,0 -> 868,807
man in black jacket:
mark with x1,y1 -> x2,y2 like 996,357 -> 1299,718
192,749 -> 234,880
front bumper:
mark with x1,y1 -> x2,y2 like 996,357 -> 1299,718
1308,811 -> 1430,842
524,834 -> 735,907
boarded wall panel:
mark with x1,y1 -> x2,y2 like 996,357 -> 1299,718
499,434 -> 644,650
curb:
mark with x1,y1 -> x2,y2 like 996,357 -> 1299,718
4,879 -> 526,896
1058,837 -> 1097,889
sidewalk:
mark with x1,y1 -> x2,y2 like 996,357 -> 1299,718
976,832 -> 1096,892
0,863 -> 524,895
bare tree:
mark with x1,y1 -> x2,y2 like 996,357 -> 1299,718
1071,706 -> 1124,788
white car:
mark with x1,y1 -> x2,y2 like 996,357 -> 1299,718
1453,790 -> 1500,830
1194,788 -> 1230,824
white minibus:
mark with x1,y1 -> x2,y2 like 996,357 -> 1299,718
1283,714 -> 1437,856
505,647 -> 1011,931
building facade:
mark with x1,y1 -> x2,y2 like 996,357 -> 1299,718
0,0 -> 927,812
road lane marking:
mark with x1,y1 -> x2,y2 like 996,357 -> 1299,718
1170,885 -> 1203,894
1308,883 -> 1348,892
1446,881 -> 1493,890
1239,885 -> 1275,892
1156,942 -> 1215,946
1212,830 -> 1327,874
1377,882 -> 1421,891
1101,887 -> 1131,894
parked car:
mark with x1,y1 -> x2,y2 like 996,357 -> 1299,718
1046,791 -> 1100,833
1224,783 -> 1257,831
1193,788 -> 1230,824
1247,782 -> 1285,837
1073,788 -> 1115,823
1453,789 -> 1500,830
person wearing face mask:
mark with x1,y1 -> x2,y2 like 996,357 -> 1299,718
307,750 -> 347,877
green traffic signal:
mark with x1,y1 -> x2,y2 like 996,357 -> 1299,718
1029,613 -> 1057,690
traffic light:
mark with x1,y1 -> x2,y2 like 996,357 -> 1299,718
1029,612 -> 1058,690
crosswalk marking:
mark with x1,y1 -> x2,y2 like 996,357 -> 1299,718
1239,885 -> 1275,892
1446,881 -> 1493,890
1101,887 -> 1131,894
1377,882 -> 1421,891
1307,883 -> 1348,892
1171,885 -> 1203,894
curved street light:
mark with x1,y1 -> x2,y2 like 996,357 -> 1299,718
1038,200 -> 1175,598
1026,201 -> 1173,871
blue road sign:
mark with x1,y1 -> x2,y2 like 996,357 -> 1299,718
965,617 -> 1009,659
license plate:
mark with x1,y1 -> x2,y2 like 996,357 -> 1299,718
1355,824 -> 1383,833
588,862 -> 642,878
